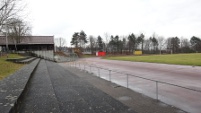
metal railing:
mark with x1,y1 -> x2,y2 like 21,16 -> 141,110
69,61 -> 201,101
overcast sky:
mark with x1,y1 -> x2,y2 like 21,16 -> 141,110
26,0 -> 201,46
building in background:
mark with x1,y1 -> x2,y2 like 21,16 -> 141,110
0,36 -> 54,51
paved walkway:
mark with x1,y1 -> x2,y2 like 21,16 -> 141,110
18,60 -> 135,113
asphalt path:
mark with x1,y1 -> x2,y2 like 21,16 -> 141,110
74,57 -> 201,113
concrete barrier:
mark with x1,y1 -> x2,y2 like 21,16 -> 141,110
0,58 -> 40,113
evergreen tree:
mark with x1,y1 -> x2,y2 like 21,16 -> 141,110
128,33 -> 136,52
70,32 -> 79,47
190,36 -> 201,52
150,37 -> 158,53
70,30 -> 88,48
108,35 -> 115,53
97,35 -> 103,51
172,37 -> 180,53
114,35 -> 119,52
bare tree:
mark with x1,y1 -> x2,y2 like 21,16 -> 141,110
104,32 -> 110,52
89,35 -> 96,53
157,36 -> 165,54
166,37 -> 180,54
144,39 -> 151,53
0,0 -> 24,31
6,18 -> 31,51
54,37 -> 66,51
180,37 -> 191,53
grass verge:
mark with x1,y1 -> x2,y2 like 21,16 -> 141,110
0,54 -> 25,80
104,53 -> 201,66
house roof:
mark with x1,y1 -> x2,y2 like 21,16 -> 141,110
0,36 -> 54,45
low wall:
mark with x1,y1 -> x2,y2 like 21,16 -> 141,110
31,50 -> 54,61
0,59 -> 40,113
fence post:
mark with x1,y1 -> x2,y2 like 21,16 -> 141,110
84,64 -> 85,71
98,68 -> 100,77
127,74 -> 129,88
90,65 -> 91,73
109,70 -> 111,82
156,81 -> 158,100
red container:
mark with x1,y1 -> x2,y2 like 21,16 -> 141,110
96,51 -> 106,57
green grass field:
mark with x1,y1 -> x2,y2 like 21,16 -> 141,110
0,54 -> 25,80
104,53 -> 201,66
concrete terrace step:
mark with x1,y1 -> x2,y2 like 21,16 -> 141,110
18,60 -> 61,113
1,59 -> 136,113
0,58 -> 40,113
6,56 -> 32,62
16,57 -> 37,64
46,61 -> 135,113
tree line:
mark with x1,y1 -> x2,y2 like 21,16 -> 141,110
71,31 -> 201,54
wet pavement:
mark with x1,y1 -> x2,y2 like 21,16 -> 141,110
66,57 -> 201,113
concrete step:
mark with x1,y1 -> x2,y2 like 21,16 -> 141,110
46,61 -> 135,113
18,60 -> 61,113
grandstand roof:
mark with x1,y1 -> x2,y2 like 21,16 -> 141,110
0,36 -> 54,45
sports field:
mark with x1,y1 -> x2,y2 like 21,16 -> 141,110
105,53 -> 201,66
0,54 -> 24,80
